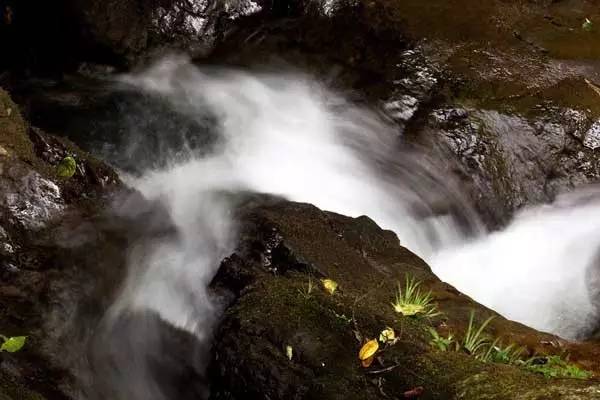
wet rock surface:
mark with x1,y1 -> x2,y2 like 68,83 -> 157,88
202,0 -> 600,227
209,199 -> 600,399
0,88 -> 126,400
0,0 -> 263,75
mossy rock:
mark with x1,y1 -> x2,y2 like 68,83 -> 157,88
0,88 -> 35,163
209,199 -> 600,399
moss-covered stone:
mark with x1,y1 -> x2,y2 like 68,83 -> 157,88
0,88 -> 35,163
209,199 -> 600,399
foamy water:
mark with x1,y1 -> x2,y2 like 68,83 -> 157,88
109,56 -> 599,352
431,193 -> 600,339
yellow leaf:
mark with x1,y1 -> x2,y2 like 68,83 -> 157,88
321,279 -> 338,295
286,345 -> 293,361
358,339 -> 379,361
379,327 -> 395,343
393,303 -> 425,316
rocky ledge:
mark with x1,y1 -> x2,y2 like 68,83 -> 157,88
208,198 -> 600,400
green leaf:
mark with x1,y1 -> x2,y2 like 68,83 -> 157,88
1,336 -> 27,353
583,18 -> 593,32
57,156 -> 77,178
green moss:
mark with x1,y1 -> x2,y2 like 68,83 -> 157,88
216,203 -> 600,398
0,88 -> 35,163
228,268 -> 595,399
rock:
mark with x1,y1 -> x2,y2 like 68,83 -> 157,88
561,108 -> 590,139
196,0 -> 600,228
0,224 -> 15,255
1,164 -> 63,230
382,47 -> 441,129
583,120 -> 600,150
383,95 -> 419,122
0,0 -> 263,73
209,199 -> 600,399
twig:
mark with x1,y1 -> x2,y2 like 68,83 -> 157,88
365,363 -> 401,375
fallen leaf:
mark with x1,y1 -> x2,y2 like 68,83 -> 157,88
1,336 -> 26,353
286,345 -> 293,361
359,339 -> 379,361
321,278 -> 338,295
393,303 -> 425,316
379,327 -> 396,343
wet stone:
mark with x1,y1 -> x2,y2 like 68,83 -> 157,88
583,120 -> 600,150
430,108 -> 470,129
1,166 -> 64,230
383,95 -> 419,122
561,108 -> 590,139
0,225 -> 15,255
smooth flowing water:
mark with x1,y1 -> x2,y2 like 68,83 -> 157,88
101,57 -> 599,370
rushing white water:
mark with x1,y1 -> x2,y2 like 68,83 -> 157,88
109,56 -> 466,336
431,191 -> 600,339
107,55 -> 599,372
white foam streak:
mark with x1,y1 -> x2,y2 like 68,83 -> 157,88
431,196 -> 600,338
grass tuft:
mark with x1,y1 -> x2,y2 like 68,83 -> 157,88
462,311 -> 494,361
391,275 -> 440,318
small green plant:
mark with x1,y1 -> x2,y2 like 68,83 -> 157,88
462,311 -> 494,361
487,341 -> 526,365
526,355 -> 592,380
298,277 -> 315,299
330,310 -> 353,325
427,327 -> 455,351
0,335 -> 26,353
427,310 -> 592,379
391,275 -> 439,318
57,156 -> 77,178
583,18 -> 594,32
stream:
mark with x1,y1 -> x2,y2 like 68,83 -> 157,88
73,56 -> 600,348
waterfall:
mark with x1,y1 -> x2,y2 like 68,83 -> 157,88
93,56 -> 598,398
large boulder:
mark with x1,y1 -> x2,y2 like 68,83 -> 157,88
208,198 -> 600,399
